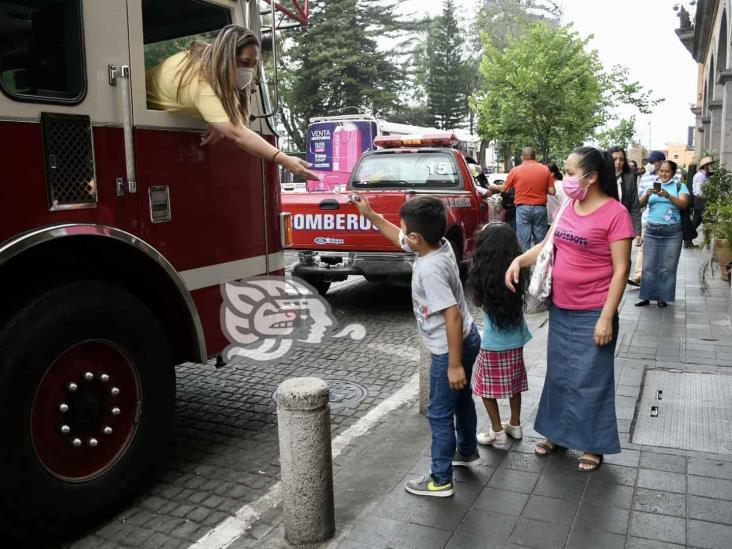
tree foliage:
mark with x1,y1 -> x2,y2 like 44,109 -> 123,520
278,0 -> 411,149
411,0 -> 472,130
596,116 -> 637,150
474,23 -> 660,162
474,0 -> 562,52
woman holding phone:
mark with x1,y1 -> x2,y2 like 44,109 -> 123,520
635,160 -> 690,308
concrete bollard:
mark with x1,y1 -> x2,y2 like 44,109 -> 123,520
276,377 -> 335,545
419,338 -> 430,415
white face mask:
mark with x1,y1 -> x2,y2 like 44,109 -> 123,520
645,162 -> 655,175
236,67 -> 254,90
398,229 -> 417,253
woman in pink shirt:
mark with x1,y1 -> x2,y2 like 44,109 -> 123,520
505,147 -> 634,472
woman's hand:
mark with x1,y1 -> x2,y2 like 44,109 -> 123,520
201,126 -> 225,146
280,154 -> 320,181
505,257 -> 522,293
635,235 -> 643,247
594,316 -> 614,346
657,188 -> 670,199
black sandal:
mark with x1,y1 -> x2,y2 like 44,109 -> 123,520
534,440 -> 558,457
577,454 -> 603,472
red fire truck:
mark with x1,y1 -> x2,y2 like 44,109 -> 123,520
0,0 -> 306,539
283,133 -> 503,295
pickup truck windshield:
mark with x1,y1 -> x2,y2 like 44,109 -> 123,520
351,152 -> 461,189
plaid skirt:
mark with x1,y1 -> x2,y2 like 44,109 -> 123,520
471,347 -> 528,399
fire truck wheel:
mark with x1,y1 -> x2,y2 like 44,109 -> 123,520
301,275 -> 331,296
0,280 -> 175,541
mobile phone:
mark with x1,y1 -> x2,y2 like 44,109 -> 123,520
653,181 -> 661,192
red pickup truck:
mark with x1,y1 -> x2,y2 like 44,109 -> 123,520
281,134 -> 502,294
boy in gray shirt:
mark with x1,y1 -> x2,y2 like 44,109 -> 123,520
351,194 -> 481,497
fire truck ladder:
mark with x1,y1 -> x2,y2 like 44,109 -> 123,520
259,0 -> 309,31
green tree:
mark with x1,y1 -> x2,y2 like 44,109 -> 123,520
596,116 -> 637,150
472,1 -> 562,167
278,0 -> 411,149
474,0 -> 562,52
474,23 -> 658,162
414,0 -> 471,129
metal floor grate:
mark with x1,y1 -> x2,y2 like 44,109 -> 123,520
632,370 -> 732,454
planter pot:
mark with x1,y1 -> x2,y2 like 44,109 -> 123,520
714,239 -> 732,281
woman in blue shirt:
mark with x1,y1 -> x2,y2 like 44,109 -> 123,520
636,160 -> 690,308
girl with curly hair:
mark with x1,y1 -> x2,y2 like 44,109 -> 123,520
468,223 -> 532,446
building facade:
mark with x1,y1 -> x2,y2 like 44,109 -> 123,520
678,0 -> 732,164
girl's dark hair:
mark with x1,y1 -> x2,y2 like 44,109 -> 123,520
573,146 -> 619,200
547,162 -> 563,181
607,146 -> 629,174
662,160 -> 678,174
468,223 -> 528,330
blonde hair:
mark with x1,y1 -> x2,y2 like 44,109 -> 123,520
176,25 -> 260,126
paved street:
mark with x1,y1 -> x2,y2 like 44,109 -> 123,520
59,247 -> 732,549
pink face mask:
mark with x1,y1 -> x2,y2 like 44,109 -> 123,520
563,173 -> 593,200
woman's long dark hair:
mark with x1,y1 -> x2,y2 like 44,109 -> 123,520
607,145 -> 630,174
468,223 -> 528,330
573,146 -> 619,200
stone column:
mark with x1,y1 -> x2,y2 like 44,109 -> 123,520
702,116 -> 712,151
709,101 -> 723,155
691,106 -> 703,157
718,70 -> 732,166
276,377 -> 335,545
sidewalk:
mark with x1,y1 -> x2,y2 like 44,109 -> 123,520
316,246 -> 732,549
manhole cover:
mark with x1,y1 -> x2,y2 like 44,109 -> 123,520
272,380 -> 367,410
632,370 -> 732,454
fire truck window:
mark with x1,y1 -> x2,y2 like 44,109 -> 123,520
352,153 -> 461,190
142,0 -> 231,70
0,0 -> 85,103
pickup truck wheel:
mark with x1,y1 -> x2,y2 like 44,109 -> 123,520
301,275 -> 331,296
0,280 -> 175,541
448,238 -> 468,284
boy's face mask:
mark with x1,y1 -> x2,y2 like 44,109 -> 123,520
398,228 -> 418,253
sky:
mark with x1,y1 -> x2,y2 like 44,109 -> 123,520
397,0 -> 699,151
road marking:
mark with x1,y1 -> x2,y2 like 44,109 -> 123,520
188,372 -> 419,549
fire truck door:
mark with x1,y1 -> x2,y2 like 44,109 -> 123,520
124,0 -> 270,283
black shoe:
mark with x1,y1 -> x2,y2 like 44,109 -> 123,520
657,301 -> 668,308
452,449 -> 481,467
634,300 -> 650,307
627,278 -> 640,287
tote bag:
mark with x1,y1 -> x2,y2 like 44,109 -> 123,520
528,198 -> 572,305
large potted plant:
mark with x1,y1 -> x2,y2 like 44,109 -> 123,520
699,161 -> 732,283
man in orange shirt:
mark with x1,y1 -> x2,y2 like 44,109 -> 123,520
490,147 -> 556,250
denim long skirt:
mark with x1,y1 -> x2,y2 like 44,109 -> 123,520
534,304 -> 621,455
640,222 -> 683,303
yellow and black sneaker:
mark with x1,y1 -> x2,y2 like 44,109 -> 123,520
404,474 -> 454,497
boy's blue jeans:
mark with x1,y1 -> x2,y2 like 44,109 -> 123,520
427,324 -> 480,485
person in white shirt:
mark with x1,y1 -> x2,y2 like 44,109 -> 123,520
692,156 -> 713,231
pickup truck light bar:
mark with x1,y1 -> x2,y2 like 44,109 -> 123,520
374,133 -> 459,149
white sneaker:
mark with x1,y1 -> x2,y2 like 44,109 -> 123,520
477,429 -> 508,446
502,422 -> 523,440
